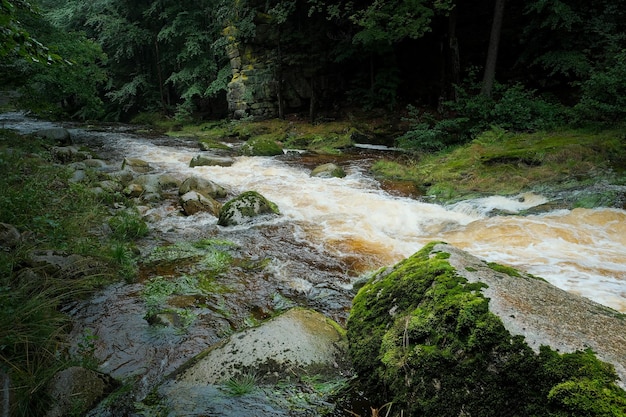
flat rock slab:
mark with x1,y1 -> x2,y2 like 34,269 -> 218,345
176,307 -> 347,384
435,242 -> 626,388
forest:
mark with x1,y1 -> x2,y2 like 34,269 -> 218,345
2,0 -> 626,150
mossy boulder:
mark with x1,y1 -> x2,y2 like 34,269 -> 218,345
347,242 -> 626,417
239,135 -> 283,156
310,163 -> 346,178
217,191 -> 280,226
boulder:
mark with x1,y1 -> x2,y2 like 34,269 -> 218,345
239,136 -> 283,156
189,155 -> 235,168
0,222 -> 20,249
130,173 -> 182,198
180,191 -> 222,216
179,176 -> 227,199
25,250 -> 109,279
217,191 -> 279,226
310,163 -> 346,178
123,183 -> 144,198
175,308 -> 347,384
156,309 -> 348,417
121,158 -> 152,173
45,366 -> 117,417
34,128 -> 72,145
49,146 -> 92,163
348,242 -> 626,417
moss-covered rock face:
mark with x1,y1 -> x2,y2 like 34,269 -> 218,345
217,191 -> 280,226
347,242 -> 626,417
239,134 -> 284,156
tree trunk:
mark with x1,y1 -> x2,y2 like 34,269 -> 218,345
481,0 -> 505,98
448,8 -> 460,102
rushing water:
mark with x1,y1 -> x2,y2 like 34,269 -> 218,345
2,111 -> 625,314
94,129 -> 626,313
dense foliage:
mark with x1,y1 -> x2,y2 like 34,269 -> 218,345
0,0 -> 624,129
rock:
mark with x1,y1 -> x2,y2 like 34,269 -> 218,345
83,159 -> 109,169
106,168 -> 135,186
25,250 -> 109,279
50,146 -> 92,163
130,173 -> 181,200
121,158 -> 152,173
179,176 -> 227,199
123,183 -> 144,198
45,366 -> 117,417
310,163 -> 346,178
69,169 -> 87,183
98,180 -> 123,193
176,308 -> 347,384
217,191 -> 280,226
180,191 -> 222,216
239,136 -> 283,156
347,242 -> 626,417
34,128 -> 72,145
0,222 -> 20,249
189,154 -> 235,167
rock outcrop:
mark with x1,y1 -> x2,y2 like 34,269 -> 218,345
347,242 -> 626,417
217,191 -> 280,226
34,128 -> 72,145
310,163 -> 346,178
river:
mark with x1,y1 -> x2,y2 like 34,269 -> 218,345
2,111 -> 626,414
80,120 -> 626,314
2,111 -> 625,313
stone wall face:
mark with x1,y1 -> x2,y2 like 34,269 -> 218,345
225,25 -> 278,119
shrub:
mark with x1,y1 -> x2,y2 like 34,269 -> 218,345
574,51 -> 626,124
398,83 -> 567,152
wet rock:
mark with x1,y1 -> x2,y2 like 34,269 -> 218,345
45,366 -> 117,417
123,183 -> 144,198
310,163 -> 346,178
174,307 -> 348,384
134,173 -> 180,191
50,146 -> 92,163
122,158 -> 152,173
34,127 -> 72,145
25,250 -> 109,279
180,191 -> 222,216
189,154 -> 235,167
179,176 -> 227,199
348,242 -> 626,416
217,191 -> 280,226
106,168 -> 135,186
69,169 -> 87,183
84,158 -> 109,169
239,136 -> 283,156
98,180 -> 123,193
0,222 -> 20,249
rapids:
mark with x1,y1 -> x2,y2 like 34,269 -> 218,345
91,126 -> 626,313
1,111 -> 625,313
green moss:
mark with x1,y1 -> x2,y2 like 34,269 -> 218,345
487,261 -> 522,277
347,242 -> 626,417
373,128 -> 626,204
218,191 -> 280,226
240,134 -> 284,156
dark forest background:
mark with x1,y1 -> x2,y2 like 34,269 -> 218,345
2,0 -> 626,147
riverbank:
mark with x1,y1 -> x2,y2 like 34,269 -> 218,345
153,115 -> 626,209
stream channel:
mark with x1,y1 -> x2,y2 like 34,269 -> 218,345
2,111 -> 626,415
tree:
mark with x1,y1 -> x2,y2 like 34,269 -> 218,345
481,0 -> 505,97
0,0 -> 59,62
